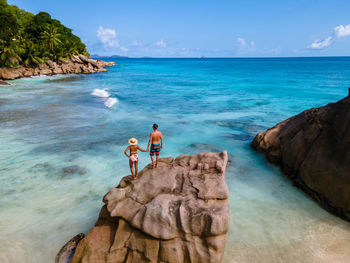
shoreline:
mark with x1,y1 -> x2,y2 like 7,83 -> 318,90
0,55 -> 115,84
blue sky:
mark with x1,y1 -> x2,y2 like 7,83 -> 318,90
8,0 -> 350,57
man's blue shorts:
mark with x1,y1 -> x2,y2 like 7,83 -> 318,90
150,143 -> 161,156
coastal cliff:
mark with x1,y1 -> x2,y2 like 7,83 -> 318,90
251,90 -> 350,220
0,54 -> 114,82
57,151 -> 230,263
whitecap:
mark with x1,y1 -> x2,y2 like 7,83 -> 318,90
91,89 -> 110,98
104,97 -> 118,108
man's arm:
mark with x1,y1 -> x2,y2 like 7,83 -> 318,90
124,146 -> 130,157
147,133 -> 152,150
160,133 -> 163,149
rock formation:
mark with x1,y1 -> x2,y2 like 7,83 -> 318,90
56,233 -> 85,263
70,151 -> 229,263
0,55 -> 115,81
0,79 -> 9,85
251,90 -> 350,220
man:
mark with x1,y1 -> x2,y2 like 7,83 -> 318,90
147,123 -> 163,168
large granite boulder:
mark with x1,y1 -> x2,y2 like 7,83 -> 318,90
0,67 -> 24,80
70,151 -> 229,263
251,90 -> 350,220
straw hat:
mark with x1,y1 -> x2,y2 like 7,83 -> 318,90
128,138 -> 138,145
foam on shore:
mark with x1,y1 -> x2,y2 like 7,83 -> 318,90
104,98 -> 118,108
91,89 -> 110,98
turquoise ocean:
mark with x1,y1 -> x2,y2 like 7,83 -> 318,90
1,57 -> 350,262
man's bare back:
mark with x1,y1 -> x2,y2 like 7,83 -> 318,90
150,130 -> 162,144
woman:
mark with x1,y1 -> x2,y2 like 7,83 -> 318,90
124,138 -> 148,179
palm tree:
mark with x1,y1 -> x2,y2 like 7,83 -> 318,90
0,39 -> 22,67
41,24 -> 61,60
22,40 -> 43,66
60,40 -> 79,59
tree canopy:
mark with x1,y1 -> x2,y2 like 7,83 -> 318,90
0,0 -> 89,67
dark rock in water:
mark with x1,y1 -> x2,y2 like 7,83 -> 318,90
63,165 -> 80,174
188,142 -> 223,152
226,133 -> 253,141
62,165 -> 86,176
211,118 -> 268,136
70,152 -> 230,263
29,162 -> 57,176
251,92 -> 350,221
0,79 -> 9,85
49,75 -> 83,82
56,233 -> 85,263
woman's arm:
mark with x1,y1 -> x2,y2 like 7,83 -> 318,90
124,146 -> 130,157
138,145 -> 148,152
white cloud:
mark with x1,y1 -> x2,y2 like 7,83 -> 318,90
133,40 -> 142,46
237,38 -> 255,53
120,46 -> 129,52
309,24 -> 350,50
250,41 -> 255,51
156,39 -> 166,48
309,36 -> 333,50
334,24 -> 350,38
97,27 -> 118,48
179,47 -> 189,55
237,37 -> 247,47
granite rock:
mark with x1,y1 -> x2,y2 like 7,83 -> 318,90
70,151 -> 230,263
251,91 -> 350,220
0,55 -> 115,80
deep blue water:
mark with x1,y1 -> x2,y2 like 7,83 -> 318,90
1,57 -> 350,262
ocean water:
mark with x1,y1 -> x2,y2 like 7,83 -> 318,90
1,57 -> 350,263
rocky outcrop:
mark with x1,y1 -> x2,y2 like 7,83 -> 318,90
251,90 -> 350,220
70,151 -> 229,263
0,55 -> 115,81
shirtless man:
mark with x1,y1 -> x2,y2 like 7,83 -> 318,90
124,138 -> 148,179
147,124 -> 163,168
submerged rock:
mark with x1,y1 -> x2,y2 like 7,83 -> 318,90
251,90 -> 350,220
0,79 -> 9,85
56,233 -> 85,263
187,142 -> 223,153
70,151 -> 229,263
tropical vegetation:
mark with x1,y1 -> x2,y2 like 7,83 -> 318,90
0,0 -> 89,67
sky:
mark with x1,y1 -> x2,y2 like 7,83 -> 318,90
7,0 -> 350,57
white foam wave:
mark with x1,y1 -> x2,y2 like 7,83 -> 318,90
91,89 -> 110,98
104,97 -> 118,108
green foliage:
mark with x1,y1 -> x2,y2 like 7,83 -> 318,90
21,40 -> 43,66
41,24 -> 62,59
0,1 -> 89,68
0,6 -> 19,41
0,39 -> 22,67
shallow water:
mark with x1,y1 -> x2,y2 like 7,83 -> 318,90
0,58 -> 350,263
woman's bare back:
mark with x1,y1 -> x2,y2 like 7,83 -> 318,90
129,145 -> 138,155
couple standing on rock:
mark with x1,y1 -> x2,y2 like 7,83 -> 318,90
124,124 -> 163,179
